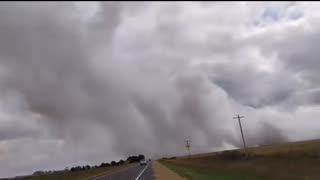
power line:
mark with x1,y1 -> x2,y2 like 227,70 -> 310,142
233,114 -> 247,153
185,140 -> 191,158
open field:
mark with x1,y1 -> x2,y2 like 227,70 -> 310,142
22,163 -> 131,180
160,139 -> 320,180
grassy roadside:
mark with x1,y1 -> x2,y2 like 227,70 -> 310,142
24,163 -> 131,180
160,160 -> 264,180
159,139 -> 320,180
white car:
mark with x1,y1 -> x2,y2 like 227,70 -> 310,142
139,159 -> 147,166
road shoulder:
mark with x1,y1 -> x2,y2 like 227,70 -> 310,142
152,161 -> 185,180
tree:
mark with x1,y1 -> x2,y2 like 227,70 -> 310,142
33,171 -> 45,176
71,166 -> 82,172
138,154 -> 145,160
99,163 -> 105,168
118,160 -> 125,165
111,161 -> 116,166
99,162 -> 110,168
127,155 -> 145,163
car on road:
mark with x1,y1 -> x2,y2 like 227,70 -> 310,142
139,159 -> 147,166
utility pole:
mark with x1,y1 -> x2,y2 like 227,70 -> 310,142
233,114 -> 247,153
185,140 -> 191,158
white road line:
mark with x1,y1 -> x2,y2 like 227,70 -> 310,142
135,162 -> 151,180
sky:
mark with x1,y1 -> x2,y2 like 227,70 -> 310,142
1,1 -> 320,178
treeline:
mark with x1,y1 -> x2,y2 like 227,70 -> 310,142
126,154 -> 145,163
33,154 -> 145,175
70,154 -> 145,172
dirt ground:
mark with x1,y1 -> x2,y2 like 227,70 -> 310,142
152,161 -> 185,180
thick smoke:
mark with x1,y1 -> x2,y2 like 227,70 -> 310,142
0,2 -> 289,175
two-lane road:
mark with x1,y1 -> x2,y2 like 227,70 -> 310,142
91,162 -> 155,180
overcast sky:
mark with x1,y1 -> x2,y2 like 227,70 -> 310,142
1,1 -> 320,178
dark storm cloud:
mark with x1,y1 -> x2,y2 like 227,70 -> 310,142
258,23 -> 320,85
245,121 -> 288,146
0,122 -> 40,141
206,63 -> 300,108
244,7 -> 320,108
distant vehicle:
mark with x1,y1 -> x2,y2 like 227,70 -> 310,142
139,159 -> 147,166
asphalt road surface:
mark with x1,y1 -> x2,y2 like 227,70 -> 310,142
91,162 -> 155,180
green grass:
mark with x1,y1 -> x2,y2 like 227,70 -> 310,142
159,139 -> 320,180
24,164 -> 130,180
162,161 -> 264,180
179,139 -> 320,159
